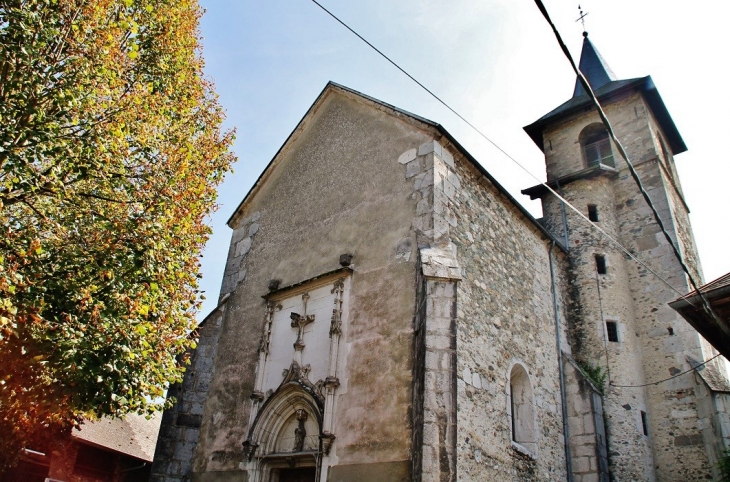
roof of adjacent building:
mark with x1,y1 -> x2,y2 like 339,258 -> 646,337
684,273 -> 730,297
523,33 -> 687,156
688,356 -> 730,393
72,411 -> 162,462
670,272 -> 730,360
699,363 -> 730,393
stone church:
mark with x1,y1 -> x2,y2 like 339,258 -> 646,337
151,34 -> 730,481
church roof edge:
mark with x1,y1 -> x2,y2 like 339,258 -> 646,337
226,82 -> 566,251
225,81 -> 440,228
523,75 -> 687,156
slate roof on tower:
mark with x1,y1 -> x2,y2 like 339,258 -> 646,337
572,32 -> 617,97
523,33 -> 687,155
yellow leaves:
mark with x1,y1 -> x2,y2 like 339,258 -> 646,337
0,0 -> 234,454
29,238 -> 43,255
1,299 -> 18,316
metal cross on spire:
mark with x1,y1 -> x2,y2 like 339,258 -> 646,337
576,4 -> 589,33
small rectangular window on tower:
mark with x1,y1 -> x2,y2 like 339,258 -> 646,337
606,321 -> 619,342
641,411 -> 649,436
595,254 -> 607,275
588,204 -> 599,222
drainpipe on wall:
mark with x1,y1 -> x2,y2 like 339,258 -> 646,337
549,241 -> 573,482
556,181 -> 569,251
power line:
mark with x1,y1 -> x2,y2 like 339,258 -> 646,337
533,0 -> 727,388
610,353 -> 723,388
307,0 -> 702,307
533,0 -> 720,320
532,0 -> 724,333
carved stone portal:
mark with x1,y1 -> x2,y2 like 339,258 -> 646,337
280,360 -> 325,408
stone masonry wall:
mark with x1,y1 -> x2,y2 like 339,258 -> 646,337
419,278 -> 458,482
563,356 -> 608,482
694,375 -> 730,479
445,140 -> 570,480
411,263 -> 427,481
401,139 -> 462,482
539,90 -> 719,480
542,173 -> 654,481
613,116 -> 713,480
151,305 -> 226,482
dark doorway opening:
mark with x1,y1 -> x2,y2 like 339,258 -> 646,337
278,467 -> 317,482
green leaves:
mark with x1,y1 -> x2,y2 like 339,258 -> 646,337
0,0 -> 234,468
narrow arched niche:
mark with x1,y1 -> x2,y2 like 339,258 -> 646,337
274,408 -> 320,453
508,363 -> 538,456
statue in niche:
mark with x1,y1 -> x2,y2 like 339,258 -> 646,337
293,409 -> 308,452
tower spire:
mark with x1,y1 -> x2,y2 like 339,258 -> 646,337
572,33 -> 617,97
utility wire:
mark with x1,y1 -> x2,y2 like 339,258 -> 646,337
311,0 -> 726,390
308,0 -> 703,308
534,0 -> 728,389
532,0 -> 724,330
610,353 -> 723,388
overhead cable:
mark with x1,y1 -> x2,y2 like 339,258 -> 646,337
532,0 -> 724,329
609,353 -> 723,388
307,0 -> 703,308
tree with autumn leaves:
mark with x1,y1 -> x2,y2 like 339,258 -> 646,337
0,0 -> 234,468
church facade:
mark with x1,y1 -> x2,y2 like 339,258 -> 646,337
151,35 -> 730,481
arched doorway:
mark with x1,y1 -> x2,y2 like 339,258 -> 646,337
243,362 -> 325,482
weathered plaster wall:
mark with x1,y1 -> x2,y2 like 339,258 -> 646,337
192,90 -> 434,480
445,141 -> 570,480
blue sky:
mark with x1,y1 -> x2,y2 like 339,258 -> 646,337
195,0 -> 730,317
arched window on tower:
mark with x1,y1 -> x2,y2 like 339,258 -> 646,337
580,123 -> 615,168
508,363 -> 538,456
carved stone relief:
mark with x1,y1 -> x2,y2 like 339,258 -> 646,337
330,279 -> 344,336
259,300 -> 281,355
293,409 -> 308,452
280,360 -> 325,408
246,272 -> 350,471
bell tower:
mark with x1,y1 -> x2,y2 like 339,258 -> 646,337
522,32 -> 727,481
